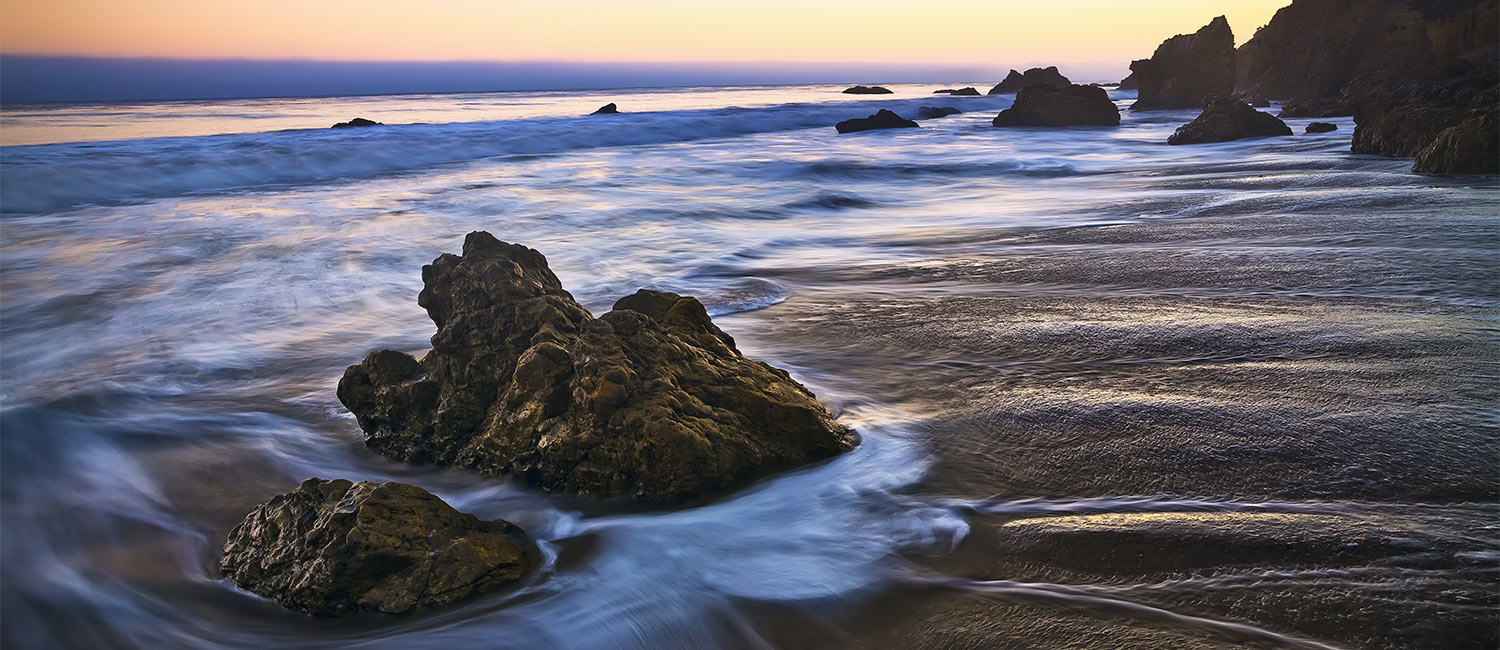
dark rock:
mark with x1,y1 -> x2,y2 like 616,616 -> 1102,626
1118,72 -> 1137,91
992,84 -> 1120,127
337,233 -> 857,501
1279,97 -> 1352,118
221,478 -> 531,617
843,85 -> 894,94
915,106 -> 963,119
591,103 -> 619,115
987,67 -> 1072,94
1306,121 -> 1339,133
1234,0 -> 1498,101
1130,16 -> 1235,110
948,87 -> 981,96
1167,94 -> 1293,145
1234,91 -> 1270,107
1347,71 -> 1499,163
1413,111 -> 1499,173
836,109 -> 920,133
331,118 -> 382,129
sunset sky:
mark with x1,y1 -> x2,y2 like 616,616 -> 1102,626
5,0 -> 1288,65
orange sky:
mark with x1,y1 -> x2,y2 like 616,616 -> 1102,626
2,0 -> 1290,64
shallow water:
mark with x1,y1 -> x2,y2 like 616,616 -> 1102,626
1,84 -> 1496,649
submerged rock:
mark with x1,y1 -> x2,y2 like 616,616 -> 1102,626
338,232 -> 857,501
1413,111 -> 1499,174
331,117 -> 382,129
1167,95 -> 1292,145
591,103 -> 620,115
842,85 -> 893,94
1130,16 -> 1235,110
836,109 -> 919,133
221,478 -> 531,617
988,67 -> 1071,94
1305,121 -> 1338,133
915,106 -> 962,119
992,84 -> 1120,127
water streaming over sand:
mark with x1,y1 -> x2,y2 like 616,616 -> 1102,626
2,83 -> 1496,649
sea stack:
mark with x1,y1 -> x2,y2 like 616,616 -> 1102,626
988,67 -> 1071,94
992,84 -> 1120,127
1129,16 -> 1235,110
337,232 -> 858,502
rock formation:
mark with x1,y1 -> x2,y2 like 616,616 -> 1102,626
835,109 -> 920,133
591,103 -> 620,115
221,479 -> 531,616
331,118 -> 381,129
842,85 -> 894,94
1306,121 -> 1338,133
1167,95 -> 1293,144
337,233 -> 857,502
992,84 -> 1121,127
1130,16 -> 1236,110
915,106 -> 962,119
947,87 -> 981,96
987,67 -> 1071,94
1118,72 -> 1138,91
1413,111 -> 1499,173
1346,70 -> 1499,172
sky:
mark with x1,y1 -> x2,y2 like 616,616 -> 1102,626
0,0 -> 1292,102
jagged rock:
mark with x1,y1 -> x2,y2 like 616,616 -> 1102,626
337,233 -> 857,501
1167,95 -> 1293,144
1130,16 -> 1235,110
221,479 -> 531,617
1306,122 -> 1338,133
987,67 -> 1071,94
843,85 -> 894,94
591,103 -> 619,115
1118,72 -> 1138,91
836,109 -> 920,133
992,84 -> 1120,127
1412,111 -> 1499,173
331,118 -> 381,129
915,106 -> 963,119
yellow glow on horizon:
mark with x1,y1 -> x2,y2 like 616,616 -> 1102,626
2,1 -> 1290,66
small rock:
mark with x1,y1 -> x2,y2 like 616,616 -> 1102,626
1305,122 -> 1338,133
221,479 -> 532,616
330,117 -> 382,129
915,106 -> 963,119
992,84 -> 1120,127
842,85 -> 894,94
591,103 -> 620,115
836,109 -> 920,133
1167,94 -> 1293,145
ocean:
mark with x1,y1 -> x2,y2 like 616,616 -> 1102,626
1,83 -> 1496,649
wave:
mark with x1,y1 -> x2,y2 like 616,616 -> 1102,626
0,96 -> 1012,215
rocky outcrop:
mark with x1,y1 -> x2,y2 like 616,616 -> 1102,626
1118,72 -> 1138,91
843,85 -> 893,94
987,67 -> 1071,94
1346,71 -> 1498,161
1306,121 -> 1338,133
221,479 -> 531,616
915,106 -> 962,119
836,109 -> 920,133
331,118 -> 381,129
992,84 -> 1120,127
1413,111 -> 1499,173
1234,91 -> 1270,107
337,233 -> 857,502
591,103 -> 619,115
1167,95 -> 1293,144
1234,0 -> 1499,102
1130,16 -> 1236,110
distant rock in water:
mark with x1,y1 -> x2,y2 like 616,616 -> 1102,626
591,103 -> 620,115
992,84 -> 1120,127
915,106 -> 962,119
1305,122 -> 1338,133
1167,95 -> 1293,145
1130,16 -> 1235,110
221,479 -> 532,616
330,117 -> 381,129
988,67 -> 1071,94
1414,111 -> 1499,174
842,85 -> 894,94
1118,71 -> 1138,91
835,109 -> 920,133
947,87 -> 981,96
337,232 -> 858,501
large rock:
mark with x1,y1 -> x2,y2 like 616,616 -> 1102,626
915,106 -> 962,119
836,109 -> 920,133
1167,95 -> 1293,144
1234,0 -> 1499,102
987,67 -> 1071,94
338,233 -> 857,501
842,85 -> 893,94
1413,111 -> 1499,173
1130,16 -> 1236,110
221,479 -> 531,616
1346,70 -> 1499,162
992,84 -> 1120,127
